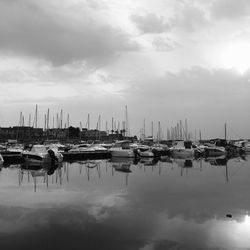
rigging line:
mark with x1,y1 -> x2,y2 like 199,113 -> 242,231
227,124 -> 243,139
219,127 -> 225,139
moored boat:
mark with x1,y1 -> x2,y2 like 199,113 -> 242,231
109,140 -> 135,158
22,145 -> 63,165
170,140 -> 194,158
203,143 -> 226,157
68,144 -> 95,153
137,149 -> 154,158
242,141 -> 250,153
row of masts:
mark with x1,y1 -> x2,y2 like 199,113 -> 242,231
140,119 -> 202,141
140,120 -> 229,141
17,104 -> 130,136
19,105 -> 67,130
17,105 -> 229,141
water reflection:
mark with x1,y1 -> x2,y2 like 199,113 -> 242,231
0,156 -> 249,249
18,162 -> 63,192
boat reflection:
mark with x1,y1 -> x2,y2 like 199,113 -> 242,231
18,162 -> 63,192
3,154 -> 248,192
139,157 -> 159,166
77,160 -> 102,180
205,155 -> 228,166
173,158 -> 193,168
109,157 -> 132,185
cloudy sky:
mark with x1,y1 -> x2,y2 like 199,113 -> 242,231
0,0 -> 250,139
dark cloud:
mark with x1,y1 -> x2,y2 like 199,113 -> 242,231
131,13 -> 170,34
210,0 -> 250,19
0,0 -> 139,66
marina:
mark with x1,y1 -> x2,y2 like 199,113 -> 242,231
1,0 -> 250,249
0,133 -> 249,249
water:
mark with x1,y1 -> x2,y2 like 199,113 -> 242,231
0,155 -> 250,250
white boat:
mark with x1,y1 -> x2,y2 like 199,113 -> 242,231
245,144 -> 250,153
90,144 -> 108,152
203,143 -> 226,156
137,149 -> 154,158
99,142 -> 113,149
241,141 -> 250,153
0,153 -> 4,164
7,144 -> 24,153
170,140 -> 194,158
109,140 -> 135,158
44,143 -> 65,153
68,144 -> 95,153
151,143 -> 169,156
22,145 -> 63,165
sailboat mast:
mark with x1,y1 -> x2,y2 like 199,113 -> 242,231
180,120 -> 182,140
158,121 -> 161,141
19,111 -> 22,127
224,122 -> 227,141
60,109 -> 63,129
56,113 -> 59,129
35,104 -> 38,128
143,118 -> 146,140
111,117 -> 114,134
125,105 -> 128,137
67,113 -> 69,128
151,121 -> 153,138
28,114 -> 31,127
47,108 -> 50,130
44,114 -> 47,130
185,119 -> 188,140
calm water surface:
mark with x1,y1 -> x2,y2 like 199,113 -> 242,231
0,155 -> 250,250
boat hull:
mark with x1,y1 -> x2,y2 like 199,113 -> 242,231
204,147 -> 226,157
109,149 -> 135,158
22,152 -> 63,166
138,150 -> 154,158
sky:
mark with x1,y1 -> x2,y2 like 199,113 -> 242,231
0,0 -> 250,139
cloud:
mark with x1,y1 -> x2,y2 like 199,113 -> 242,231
130,67 -> 250,100
131,13 -> 170,34
210,0 -> 250,19
152,37 -> 179,51
122,66 -> 250,137
85,0 -> 107,10
0,0 -> 139,66
171,3 -> 209,32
